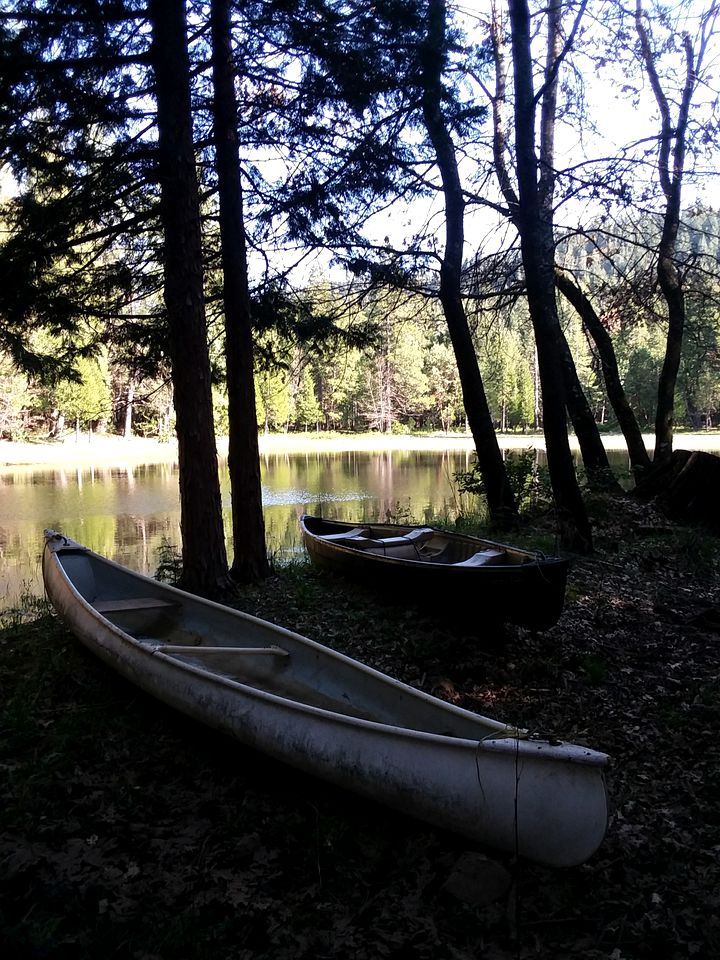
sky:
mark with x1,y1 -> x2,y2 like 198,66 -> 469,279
1,1 -> 716,289
345,0 -> 720,282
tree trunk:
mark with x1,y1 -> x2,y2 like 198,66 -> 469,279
635,4 -> 698,463
653,245 -> 686,462
421,0 -> 518,528
491,0 -> 601,528
149,0 -> 231,596
211,0 -> 269,583
558,326 -> 621,492
123,379 -> 135,439
508,0 -> 591,551
555,269 -> 652,480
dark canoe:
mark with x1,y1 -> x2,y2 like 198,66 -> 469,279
299,515 -> 569,630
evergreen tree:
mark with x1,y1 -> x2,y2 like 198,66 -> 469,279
54,354 -> 112,432
149,0 -> 231,594
0,0 -> 269,591
425,341 -> 463,431
294,366 -> 322,430
211,0 -> 268,582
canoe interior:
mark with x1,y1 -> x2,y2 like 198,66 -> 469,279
54,548 -> 512,740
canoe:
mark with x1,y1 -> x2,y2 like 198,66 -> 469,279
300,514 -> 569,630
42,530 -> 608,867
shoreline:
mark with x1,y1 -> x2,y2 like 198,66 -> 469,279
1,430 -> 719,468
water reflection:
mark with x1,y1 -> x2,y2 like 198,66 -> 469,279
0,446 -> 635,607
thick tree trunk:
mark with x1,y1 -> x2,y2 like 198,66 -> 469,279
421,0 -> 518,528
508,0 -> 591,552
211,0 -> 269,583
555,269 -> 652,480
149,0 -> 231,596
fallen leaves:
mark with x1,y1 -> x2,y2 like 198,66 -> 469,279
1,495 -> 719,958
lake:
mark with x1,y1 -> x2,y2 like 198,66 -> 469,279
1,434 -> 714,608
1,445 -> 485,606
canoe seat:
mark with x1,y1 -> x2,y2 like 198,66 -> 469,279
319,526 -> 371,541
94,597 -> 177,613
361,544 -> 423,559
403,527 -> 435,543
345,528 -> 435,551
453,549 -> 508,567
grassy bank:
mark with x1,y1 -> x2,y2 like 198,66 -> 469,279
3,429 -> 720,468
2,495 -> 720,959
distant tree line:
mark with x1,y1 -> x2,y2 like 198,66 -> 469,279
4,206 -> 718,442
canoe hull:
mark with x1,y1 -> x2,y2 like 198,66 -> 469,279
42,532 -> 607,867
300,515 -> 569,630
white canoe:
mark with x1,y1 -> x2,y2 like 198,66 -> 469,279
42,530 -> 609,867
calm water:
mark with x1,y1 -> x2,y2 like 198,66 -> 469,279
4,436 -> 716,611
0,443 -> 649,608
1,447 -> 490,606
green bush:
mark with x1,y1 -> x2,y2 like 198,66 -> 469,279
454,448 -> 553,516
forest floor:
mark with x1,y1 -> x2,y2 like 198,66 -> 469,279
2,493 -> 720,959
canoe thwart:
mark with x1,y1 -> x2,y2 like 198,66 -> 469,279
93,597 -> 177,613
154,644 -> 289,658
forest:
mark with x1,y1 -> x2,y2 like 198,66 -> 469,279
1,0 -> 719,583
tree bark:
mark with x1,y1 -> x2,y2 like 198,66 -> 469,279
555,269 -> 652,479
211,0 -> 269,583
149,0 -> 231,595
421,0 -> 518,528
507,0 -> 592,551
635,449 -> 720,534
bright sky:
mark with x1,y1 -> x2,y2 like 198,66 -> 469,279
350,0 -> 720,278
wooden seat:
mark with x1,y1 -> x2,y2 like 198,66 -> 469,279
94,597 -> 176,613
345,528 -> 435,551
319,527 -> 370,541
452,550 -> 508,568
402,527 -> 435,543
